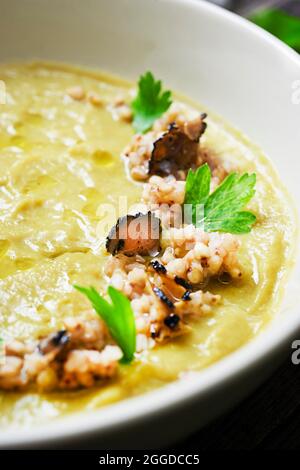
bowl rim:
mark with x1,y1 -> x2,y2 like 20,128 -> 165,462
1,0 -> 300,448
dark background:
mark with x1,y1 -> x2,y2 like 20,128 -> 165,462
176,356 -> 299,450
211,0 -> 300,17
174,0 -> 300,451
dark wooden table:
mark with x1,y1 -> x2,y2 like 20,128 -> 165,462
174,351 -> 300,450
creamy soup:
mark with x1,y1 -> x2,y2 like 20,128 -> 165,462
0,63 -> 296,427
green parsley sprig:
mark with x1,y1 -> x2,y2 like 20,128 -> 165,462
131,71 -> 172,134
74,285 -> 136,364
184,163 -> 257,234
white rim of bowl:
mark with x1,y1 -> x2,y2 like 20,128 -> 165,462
1,0 -> 300,447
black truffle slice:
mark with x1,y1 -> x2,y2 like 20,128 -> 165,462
150,260 -> 167,275
106,212 -> 161,257
38,330 -> 70,356
182,290 -> 192,301
149,116 -> 207,178
174,276 -> 193,290
153,286 -> 174,309
164,313 -> 180,330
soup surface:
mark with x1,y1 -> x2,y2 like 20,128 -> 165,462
0,63 -> 296,427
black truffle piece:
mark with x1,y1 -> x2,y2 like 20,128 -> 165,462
149,117 -> 207,178
182,291 -> 192,301
153,286 -> 174,309
164,313 -> 180,329
174,276 -> 192,290
38,330 -> 70,355
151,260 -> 167,275
106,212 -> 161,257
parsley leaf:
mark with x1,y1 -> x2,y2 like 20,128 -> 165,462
185,163 -> 211,208
131,71 -> 172,134
250,8 -> 300,53
74,285 -> 136,364
184,163 -> 257,234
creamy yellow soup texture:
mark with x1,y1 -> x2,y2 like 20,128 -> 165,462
0,63 -> 295,427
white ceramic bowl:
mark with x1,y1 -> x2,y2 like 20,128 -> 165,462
0,0 -> 300,449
